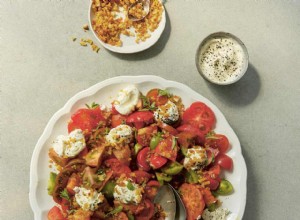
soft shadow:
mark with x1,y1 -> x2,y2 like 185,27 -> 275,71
206,63 -> 261,106
107,9 -> 171,61
242,146 -> 259,220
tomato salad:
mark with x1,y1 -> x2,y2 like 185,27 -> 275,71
47,85 -> 234,220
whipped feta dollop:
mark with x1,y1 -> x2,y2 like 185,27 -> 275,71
183,146 -> 207,171
106,124 -> 133,145
154,100 -> 179,124
202,207 -> 230,220
114,85 -> 140,115
52,129 -> 86,158
113,179 -> 143,204
74,187 -> 104,211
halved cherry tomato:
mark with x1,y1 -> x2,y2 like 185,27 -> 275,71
205,133 -> 230,153
182,102 -> 215,134
177,124 -> 205,144
154,136 -> 177,161
157,121 -> 178,136
179,183 -> 205,220
136,125 -> 158,147
146,88 -> 168,106
215,154 -> 233,171
131,170 -> 152,184
111,114 -> 127,128
104,158 -> 131,178
47,206 -> 67,220
137,147 -> 151,171
145,180 -> 160,201
126,111 -> 154,129
135,199 -> 155,220
68,107 -> 106,133
149,153 -> 168,169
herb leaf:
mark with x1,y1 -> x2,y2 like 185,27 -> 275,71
105,205 -> 123,217
85,102 -> 100,109
140,94 -> 157,111
171,136 -> 177,150
126,181 -> 135,191
60,189 -> 71,201
158,89 -> 171,98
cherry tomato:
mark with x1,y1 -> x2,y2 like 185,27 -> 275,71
182,102 -> 215,134
205,133 -> 230,153
215,154 -> 233,171
137,147 -> 151,171
177,124 -> 205,144
179,183 -> 205,220
149,153 -> 168,169
154,136 -> 178,161
135,199 -> 155,220
126,111 -> 154,129
111,114 -> 127,128
104,158 -> 131,178
136,125 -> 158,147
157,121 -> 178,136
47,206 -> 67,220
146,88 -> 168,106
68,107 -> 105,133
131,170 -> 152,184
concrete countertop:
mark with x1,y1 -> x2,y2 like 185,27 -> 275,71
1,0 -> 300,219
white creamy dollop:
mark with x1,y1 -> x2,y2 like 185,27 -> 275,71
52,129 -> 86,158
154,100 -> 179,124
74,187 -> 104,211
114,85 -> 140,115
113,179 -> 143,204
183,146 -> 207,171
106,124 -> 133,145
202,207 -> 230,220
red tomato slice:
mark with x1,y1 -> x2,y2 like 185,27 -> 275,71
149,153 -> 168,169
146,88 -> 168,106
177,124 -> 205,144
205,134 -> 230,153
135,199 -> 155,220
68,107 -> 105,133
154,136 -> 178,161
126,111 -> 154,129
104,158 -> 131,178
157,121 -> 178,136
215,154 -> 233,171
47,206 -> 67,220
131,170 -> 152,184
179,183 -> 205,220
137,147 -> 151,171
182,102 -> 215,134
136,125 -> 158,147
111,114 -> 127,128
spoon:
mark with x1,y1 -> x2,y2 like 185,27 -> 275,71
154,184 -> 187,220
128,0 -> 150,21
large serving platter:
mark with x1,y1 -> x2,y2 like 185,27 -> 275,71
29,75 -> 247,220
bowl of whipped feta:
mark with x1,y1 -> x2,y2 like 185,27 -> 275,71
196,32 -> 249,85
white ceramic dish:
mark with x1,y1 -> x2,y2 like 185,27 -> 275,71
88,0 -> 166,53
29,75 -> 247,220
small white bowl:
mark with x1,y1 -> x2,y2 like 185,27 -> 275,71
195,32 -> 249,85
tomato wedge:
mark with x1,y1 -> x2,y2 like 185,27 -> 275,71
131,170 -> 152,184
68,107 -> 106,133
137,147 -> 151,171
182,102 -> 215,134
154,136 -> 178,161
149,153 -> 168,169
104,158 -> 131,178
146,88 -> 169,106
136,125 -> 158,147
135,199 -> 155,220
111,114 -> 127,128
215,154 -> 233,171
179,183 -> 205,220
205,133 -> 230,153
47,206 -> 67,220
126,111 -> 154,129
177,124 -> 205,144
157,121 -> 178,136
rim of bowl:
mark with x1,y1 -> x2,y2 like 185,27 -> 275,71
195,32 -> 249,85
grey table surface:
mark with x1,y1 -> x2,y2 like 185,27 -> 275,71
1,0 -> 300,219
